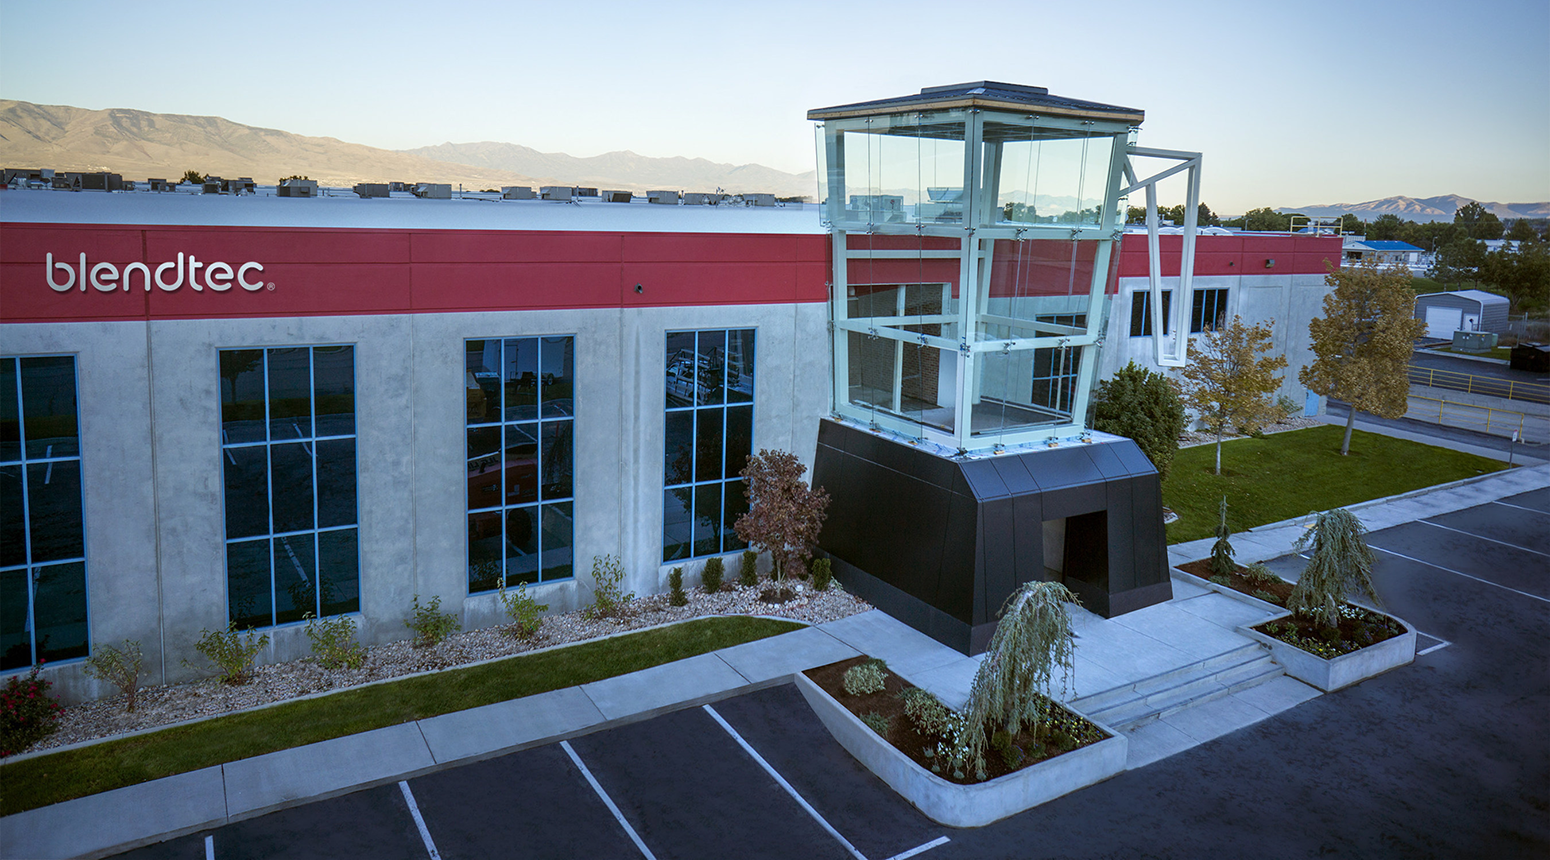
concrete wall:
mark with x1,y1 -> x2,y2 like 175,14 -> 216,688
0,301 -> 828,701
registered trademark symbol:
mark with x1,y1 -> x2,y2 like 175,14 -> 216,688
266,283 -> 275,291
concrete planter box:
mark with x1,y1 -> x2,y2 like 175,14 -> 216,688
1239,611 -> 1416,692
794,673 -> 1127,827
1172,566 -> 1285,614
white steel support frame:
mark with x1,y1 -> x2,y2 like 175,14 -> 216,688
1119,146 -> 1203,368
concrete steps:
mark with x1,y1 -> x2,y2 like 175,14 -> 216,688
1071,643 -> 1282,731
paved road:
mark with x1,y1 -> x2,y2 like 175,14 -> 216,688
1410,349 -> 1548,385
115,491 -> 1550,860
1409,350 -> 1550,405
1327,400 -> 1550,448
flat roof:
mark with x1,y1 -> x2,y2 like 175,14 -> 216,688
808,81 -> 1144,124
0,187 -> 827,235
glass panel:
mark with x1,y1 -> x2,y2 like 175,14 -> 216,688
465,340 -> 502,425
970,349 -> 1074,438
725,406 -> 752,481
468,511 -> 503,592
316,439 -> 357,529
1033,135 -> 1092,225
26,461 -> 82,562
664,411 -> 694,486
540,336 -> 574,419
1,358 -> 19,462
227,538 -> 271,628
1129,292 -> 1148,337
267,348 -> 312,441
847,329 -> 898,413
220,349 -> 268,445
269,443 -> 314,534
504,506 -> 539,585
505,337 -> 540,422
723,480 -> 748,552
21,356 -> 79,459
313,346 -> 355,437
665,331 -> 698,409
504,423 -> 539,506
693,482 -> 722,557
0,568 -> 29,670
223,446 -> 271,539
33,562 -> 87,663
1,465 -> 24,568
696,330 -> 726,407
272,533 -> 316,625
694,409 -> 723,484
662,487 -> 692,562
541,421 -> 573,501
540,502 -> 573,582
726,330 -> 755,403
466,427 -> 502,510
317,528 -> 359,616
834,111 -> 967,226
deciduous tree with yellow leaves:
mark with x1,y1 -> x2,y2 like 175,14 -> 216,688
1180,316 -> 1288,475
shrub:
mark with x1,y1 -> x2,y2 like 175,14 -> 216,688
701,557 -> 724,594
1090,361 -> 1188,481
860,712 -> 892,736
83,640 -> 144,711
811,557 -> 832,591
899,687 -> 954,738
498,581 -> 548,639
991,729 -> 1024,769
190,624 -> 270,685
668,567 -> 688,607
405,594 -> 460,648
1210,575 -> 1231,586
1244,562 -> 1282,585
584,554 -> 635,620
304,614 -> 366,670
1277,393 -> 1300,419
1289,508 -> 1379,629
1252,589 -> 1278,603
0,665 -> 63,757
739,550 -> 759,587
1210,496 -> 1236,579
842,660 -> 887,696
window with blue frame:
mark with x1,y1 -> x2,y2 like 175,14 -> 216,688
465,336 -> 574,593
1129,290 -> 1172,337
220,346 -> 360,629
1,356 -> 89,671
1190,288 -> 1230,333
664,329 -> 755,562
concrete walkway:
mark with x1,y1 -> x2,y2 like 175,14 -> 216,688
5,464 -> 1546,859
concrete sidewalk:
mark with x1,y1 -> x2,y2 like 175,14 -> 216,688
5,464 -> 1546,860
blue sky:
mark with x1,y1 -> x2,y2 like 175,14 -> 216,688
2,0 -> 1546,213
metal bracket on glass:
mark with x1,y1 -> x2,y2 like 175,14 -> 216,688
1001,341 -> 1013,355
958,339 -> 972,357
868,326 -> 880,340
918,332 -> 930,346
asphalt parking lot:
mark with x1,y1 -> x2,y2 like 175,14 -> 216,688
115,490 -> 1549,860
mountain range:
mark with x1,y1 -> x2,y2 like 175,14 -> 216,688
1280,194 -> 1549,223
0,100 -> 815,197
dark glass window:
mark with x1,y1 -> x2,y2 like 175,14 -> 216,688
220,346 -> 359,628
664,329 -> 755,562
1129,290 -> 1172,337
1,356 -> 89,671
466,336 -> 575,593
1190,288 -> 1230,333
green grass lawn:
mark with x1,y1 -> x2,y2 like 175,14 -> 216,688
1163,424 -> 1507,544
0,616 -> 801,817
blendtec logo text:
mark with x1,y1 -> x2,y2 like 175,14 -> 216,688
46,252 -> 267,293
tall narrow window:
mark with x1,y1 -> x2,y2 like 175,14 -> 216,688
220,346 -> 359,629
1129,290 -> 1172,337
1,356 -> 89,671
664,329 -> 755,562
1190,288 -> 1230,333
466,336 -> 574,592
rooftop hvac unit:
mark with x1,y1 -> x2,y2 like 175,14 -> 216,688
744,193 -> 777,207
202,178 -> 222,194
602,190 -> 633,203
223,178 -> 256,195
413,183 -> 452,199
390,182 -> 414,192
540,186 -> 573,201
278,179 -> 318,198
647,190 -> 680,205
353,183 -> 390,198
148,178 -> 170,192
574,187 -> 598,197
502,186 -> 536,199
683,192 -> 726,206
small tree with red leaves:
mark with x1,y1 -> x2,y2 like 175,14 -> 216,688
734,449 -> 830,582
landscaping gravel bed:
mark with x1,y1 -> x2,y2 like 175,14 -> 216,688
35,581 -> 872,753
1178,414 -> 1322,448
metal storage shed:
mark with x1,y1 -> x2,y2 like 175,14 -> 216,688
1414,289 -> 1510,336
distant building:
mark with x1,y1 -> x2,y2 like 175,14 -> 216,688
1414,289 -> 1510,336
1343,239 -> 1424,272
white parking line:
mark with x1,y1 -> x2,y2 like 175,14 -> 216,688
1491,499 -> 1548,515
1370,545 -> 1550,604
561,740 -> 658,860
703,704 -> 950,860
1417,636 -> 1453,656
1418,519 -> 1550,558
398,781 -> 442,860
205,834 -> 214,860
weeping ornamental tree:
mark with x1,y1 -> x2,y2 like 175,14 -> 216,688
1210,496 -> 1235,579
734,449 -> 830,581
956,581 -> 1078,779
1289,508 -> 1378,630
1180,316 -> 1288,475
1300,262 -> 1428,456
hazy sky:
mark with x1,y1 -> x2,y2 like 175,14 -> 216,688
2,0 -> 1546,213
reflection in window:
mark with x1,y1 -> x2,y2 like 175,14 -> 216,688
1190,289 -> 1230,333
220,346 -> 359,629
664,329 -> 754,562
2,356 -> 89,671
1129,290 -> 1172,337
466,336 -> 574,592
